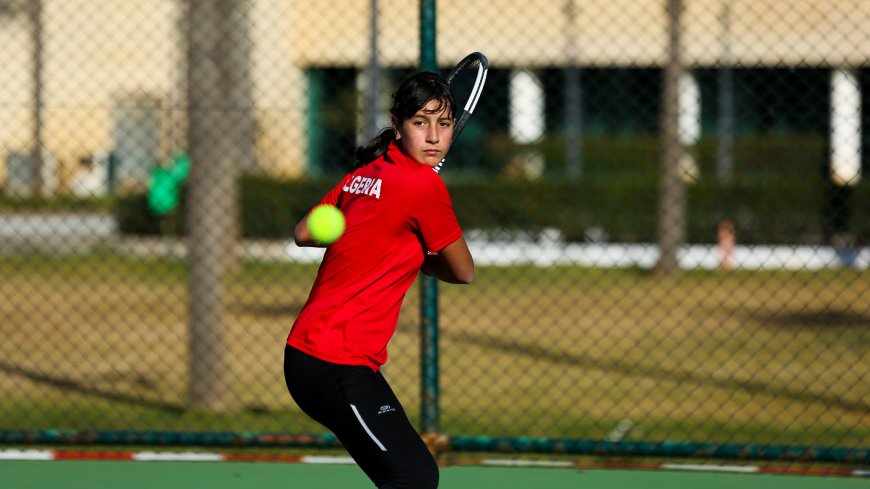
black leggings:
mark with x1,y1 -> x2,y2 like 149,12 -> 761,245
284,345 -> 439,489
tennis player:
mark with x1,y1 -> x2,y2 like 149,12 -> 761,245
284,71 -> 474,489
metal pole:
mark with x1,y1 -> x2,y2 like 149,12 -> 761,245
564,0 -> 583,179
716,1 -> 734,182
186,0 -> 253,411
655,0 -> 686,275
365,0 -> 381,140
419,0 -> 439,435
420,0 -> 436,71
30,0 -> 44,197
717,67 -> 734,181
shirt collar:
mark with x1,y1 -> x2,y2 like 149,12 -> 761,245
386,141 -> 417,167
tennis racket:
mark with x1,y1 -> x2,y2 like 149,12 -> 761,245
434,51 -> 489,173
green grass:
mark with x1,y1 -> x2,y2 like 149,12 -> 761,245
0,252 -> 867,451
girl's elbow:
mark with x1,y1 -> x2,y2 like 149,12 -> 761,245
456,266 -> 474,284
293,230 -> 308,247
294,220 -> 313,246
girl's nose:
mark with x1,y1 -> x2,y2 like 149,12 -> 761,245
426,125 -> 439,143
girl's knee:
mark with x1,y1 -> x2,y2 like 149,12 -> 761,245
415,457 -> 439,489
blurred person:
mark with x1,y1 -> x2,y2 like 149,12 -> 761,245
284,70 -> 474,489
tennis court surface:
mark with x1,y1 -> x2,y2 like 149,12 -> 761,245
2,457 -> 867,489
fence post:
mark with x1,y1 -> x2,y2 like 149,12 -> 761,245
186,0 -> 253,411
419,0 -> 440,436
29,0 -> 44,197
655,0 -> 686,275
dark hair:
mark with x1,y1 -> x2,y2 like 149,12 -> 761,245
354,71 -> 455,168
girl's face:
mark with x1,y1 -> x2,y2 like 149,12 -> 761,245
395,99 -> 455,168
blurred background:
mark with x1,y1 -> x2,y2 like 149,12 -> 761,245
0,0 -> 867,468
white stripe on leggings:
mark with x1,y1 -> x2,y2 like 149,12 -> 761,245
350,404 -> 387,451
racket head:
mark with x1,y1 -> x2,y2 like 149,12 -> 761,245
435,52 -> 489,173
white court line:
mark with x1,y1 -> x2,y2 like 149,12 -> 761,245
299,455 -> 356,465
661,463 -> 760,473
0,450 -> 54,460
132,452 -> 224,462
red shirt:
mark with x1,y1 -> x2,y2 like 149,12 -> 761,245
287,142 -> 463,370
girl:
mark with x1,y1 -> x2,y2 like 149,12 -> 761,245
284,71 -> 474,489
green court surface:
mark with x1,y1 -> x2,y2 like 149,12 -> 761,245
2,461 -> 866,489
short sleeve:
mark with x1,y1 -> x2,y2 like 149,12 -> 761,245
315,175 -> 352,210
411,173 -> 463,253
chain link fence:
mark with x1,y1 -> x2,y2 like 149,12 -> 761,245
1,0 -> 868,466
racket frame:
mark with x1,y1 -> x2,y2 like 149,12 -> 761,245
435,51 -> 489,173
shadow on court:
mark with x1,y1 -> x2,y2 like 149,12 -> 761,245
452,330 -> 869,414
0,360 -> 186,413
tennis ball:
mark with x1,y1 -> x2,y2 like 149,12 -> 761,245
307,204 -> 346,244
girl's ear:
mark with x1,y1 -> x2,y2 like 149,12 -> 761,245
392,116 -> 400,139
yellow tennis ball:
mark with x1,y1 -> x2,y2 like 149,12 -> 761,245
307,204 -> 346,244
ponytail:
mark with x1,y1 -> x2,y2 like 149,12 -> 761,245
354,128 -> 395,169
